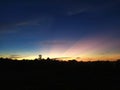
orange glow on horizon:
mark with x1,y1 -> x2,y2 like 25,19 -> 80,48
1,36 -> 120,61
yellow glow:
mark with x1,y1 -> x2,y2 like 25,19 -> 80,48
1,36 -> 120,61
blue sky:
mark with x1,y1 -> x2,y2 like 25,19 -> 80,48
0,0 -> 120,60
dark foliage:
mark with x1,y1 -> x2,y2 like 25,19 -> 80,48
0,58 -> 120,90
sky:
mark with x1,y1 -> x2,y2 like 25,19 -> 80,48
0,0 -> 120,61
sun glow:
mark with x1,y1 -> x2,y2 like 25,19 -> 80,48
36,36 -> 120,61
1,36 -> 120,61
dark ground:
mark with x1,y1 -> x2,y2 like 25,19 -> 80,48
0,58 -> 120,90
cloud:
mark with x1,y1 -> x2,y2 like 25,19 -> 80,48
0,29 -> 19,34
0,15 -> 54,35
53,57 -> 74,60
9,55 -> 23,59
52,56 -> 81,60
0,20 -> 34,29
76,57 -> 81,60
41,41 -> 67,46
40,40 -> 71,46
0,21 -> 22,34
67,8 -> 88,16
65,0 -> 120,16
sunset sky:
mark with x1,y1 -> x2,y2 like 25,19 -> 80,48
0,0 -> 120,61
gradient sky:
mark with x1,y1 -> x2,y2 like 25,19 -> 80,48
0,0 -> 120,61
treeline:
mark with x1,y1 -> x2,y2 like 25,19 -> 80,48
0,58 -> 120,90
0,57 -> 120,71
